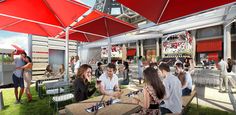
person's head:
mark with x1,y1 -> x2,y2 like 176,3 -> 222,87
46,65 -> 52,72
138,56 -> 142,60
97,62 -> 102,68
143,67 -> 165,99
59,64 -> 65,73
123,61 -> 129,70
106,63 -> 116,78
77,64 -> 92,83
70,56 -> 74,62
158,63 -> 170,77
75,56 -> 79,61
219,56 -> 223,61
175,63 -> 184,74
20,52 -> 27,59
25,56 -> 32,63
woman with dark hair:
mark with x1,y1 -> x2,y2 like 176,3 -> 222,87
74,64 -> 96,102
132,67 -> 165,114
227,58 -> 233,73
122,61 -> 129,85
183,58 -> 190,71
17,56 -> 33,102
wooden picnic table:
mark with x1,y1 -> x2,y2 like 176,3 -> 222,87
65,88 -> 142,115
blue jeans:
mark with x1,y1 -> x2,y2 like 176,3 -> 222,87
12,74 -> 24,88
160,107 -> 172,115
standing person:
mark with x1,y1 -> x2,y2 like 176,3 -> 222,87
70,56 -> 75,73
227,58 -> 233,73
158,63 -> 182,114
183,58 -> 190,71
74,56 -> 81,74
98,63 -> 122,97
138,56 -> 143,84
132,67 -> 165,114
123,61 -> 129,85
11,51 -> 27,104
74,64 -> 96,102
17,56 -> 33,102
218,57 -> 228,92
175,63 -> 192,96
95,62 -> 103,78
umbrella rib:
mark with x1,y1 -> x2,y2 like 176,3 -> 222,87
37,24 -> 53,37
67,0 -> 91,9
42,0 -> 66,27
84,33 -> 90,42
104,17 -> 110,37
0,13 -> 64,30
157,0 -> 170,23
0,19 -> 23,30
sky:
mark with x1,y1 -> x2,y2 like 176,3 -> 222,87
0,0 -> 95,53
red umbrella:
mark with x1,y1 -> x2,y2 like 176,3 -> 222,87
0,0 -> 90,37
59,10 -> 136,42
117,0 -> 236,24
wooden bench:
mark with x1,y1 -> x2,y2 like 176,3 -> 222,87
181,89 -> 198,114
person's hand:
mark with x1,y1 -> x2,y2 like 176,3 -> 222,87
113,91 -> 122,98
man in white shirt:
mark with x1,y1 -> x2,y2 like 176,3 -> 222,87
158,63 -> 182,114
98,63 -> 121,97
218,57 -> 228,92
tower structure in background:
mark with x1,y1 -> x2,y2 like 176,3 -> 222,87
94,0 -> 146,24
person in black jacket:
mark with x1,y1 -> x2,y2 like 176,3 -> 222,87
95,62 -> 103,78
74,64 -> 96,102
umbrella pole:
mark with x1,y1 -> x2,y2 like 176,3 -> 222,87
64,27 -> 69,82
108,37 -> 111,63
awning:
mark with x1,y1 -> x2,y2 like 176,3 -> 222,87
117,0 -> 236,24
127,49 -> 136,56
197,39 -> 222,52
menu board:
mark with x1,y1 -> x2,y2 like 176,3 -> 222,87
101,46 -> 122,58
162,32 -> 193,58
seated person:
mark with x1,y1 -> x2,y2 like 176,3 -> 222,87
132,67 -> 165,114
56,64 -> 65,78
74,64 -> 96,102
44,65 -> 54,77
175,63 -> 192,96
158,63 -> 182,114
95,62 -> 103,78
98,63 -> 122,97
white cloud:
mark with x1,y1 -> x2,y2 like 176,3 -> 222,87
0,34 -> 28,53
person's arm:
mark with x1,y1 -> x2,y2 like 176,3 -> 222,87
74,80 -> 85,101
17,63 -> 32,69
133,87 -> 150,109
182,74 -> 190,89
163,81 -> 170,99
88,84 -> 96,97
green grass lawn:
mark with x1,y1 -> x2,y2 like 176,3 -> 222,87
0,86 -> 53,115
0,86 -> 235,115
